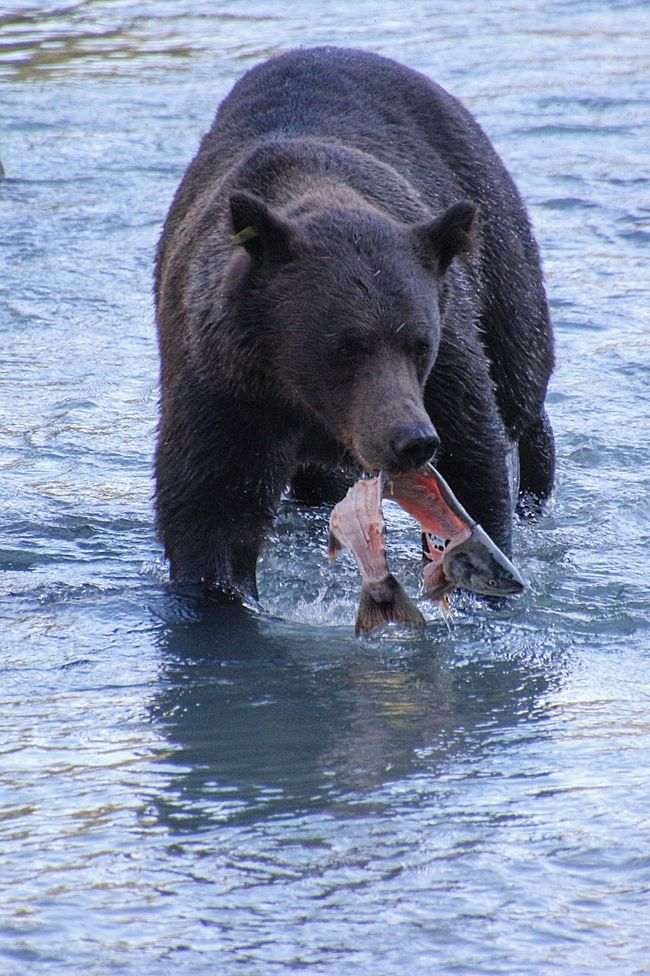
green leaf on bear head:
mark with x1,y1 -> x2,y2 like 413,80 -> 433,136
230,225 -> 259,246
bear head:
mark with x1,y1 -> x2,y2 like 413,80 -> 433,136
226,190 -> 476,473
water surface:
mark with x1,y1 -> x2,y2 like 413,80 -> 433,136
1,2 -> 649,974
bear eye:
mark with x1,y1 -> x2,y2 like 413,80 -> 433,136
413,341 -> 430,359
337,336 -> 367,359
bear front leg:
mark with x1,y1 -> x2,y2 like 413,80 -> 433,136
160,502 -> 272,603
155,392 -> 296,602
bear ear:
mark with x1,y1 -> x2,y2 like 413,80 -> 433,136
229,190 -> 294,264
414,201 -> 477,275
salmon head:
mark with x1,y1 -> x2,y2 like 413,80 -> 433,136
442,524 -> 525,596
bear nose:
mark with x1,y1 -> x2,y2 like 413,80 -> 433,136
390,423 -> 440,470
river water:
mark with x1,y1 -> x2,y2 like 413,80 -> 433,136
1,2 -> 649,974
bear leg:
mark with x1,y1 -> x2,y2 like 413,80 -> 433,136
516,408 -> 555,517
160,506 -> 271,603
155,394 -> 295,602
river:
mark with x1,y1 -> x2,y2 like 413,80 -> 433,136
1,2 -> 649,974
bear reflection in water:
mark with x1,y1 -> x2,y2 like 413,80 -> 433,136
150,601 -> 554,827
154,47 -> 555,606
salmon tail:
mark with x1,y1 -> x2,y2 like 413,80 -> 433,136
355,574 -> 426,636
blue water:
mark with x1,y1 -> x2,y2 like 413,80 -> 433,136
1,2 -> 649,974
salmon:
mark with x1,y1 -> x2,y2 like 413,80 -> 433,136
329,464 -> 524,634
328,474 -> 425,636
386,465 -> 525,600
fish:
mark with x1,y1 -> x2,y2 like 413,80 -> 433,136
439,526 -> 526,597
328,474 -> 426,636
328,464 -> 525,635
386,464 -> 525,600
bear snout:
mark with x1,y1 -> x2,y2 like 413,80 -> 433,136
389,422 -> 440,471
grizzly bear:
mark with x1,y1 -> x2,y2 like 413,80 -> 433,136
154,47 -> 554,602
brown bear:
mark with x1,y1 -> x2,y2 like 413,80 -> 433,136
154,47 -> 555,603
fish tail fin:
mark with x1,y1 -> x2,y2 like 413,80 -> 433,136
355,574 -> 425,636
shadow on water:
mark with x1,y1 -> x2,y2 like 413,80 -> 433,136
148,594 -> 557,833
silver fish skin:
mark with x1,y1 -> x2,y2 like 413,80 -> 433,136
442,524 -> 525,596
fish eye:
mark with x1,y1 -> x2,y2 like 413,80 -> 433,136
487,578 -> 497,588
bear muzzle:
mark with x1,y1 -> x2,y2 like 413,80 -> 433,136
348,417 -> 440,474
342,353 -> 439,473
389,422 -> 440,471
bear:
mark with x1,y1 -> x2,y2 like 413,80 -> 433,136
154,46 -> 555,603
